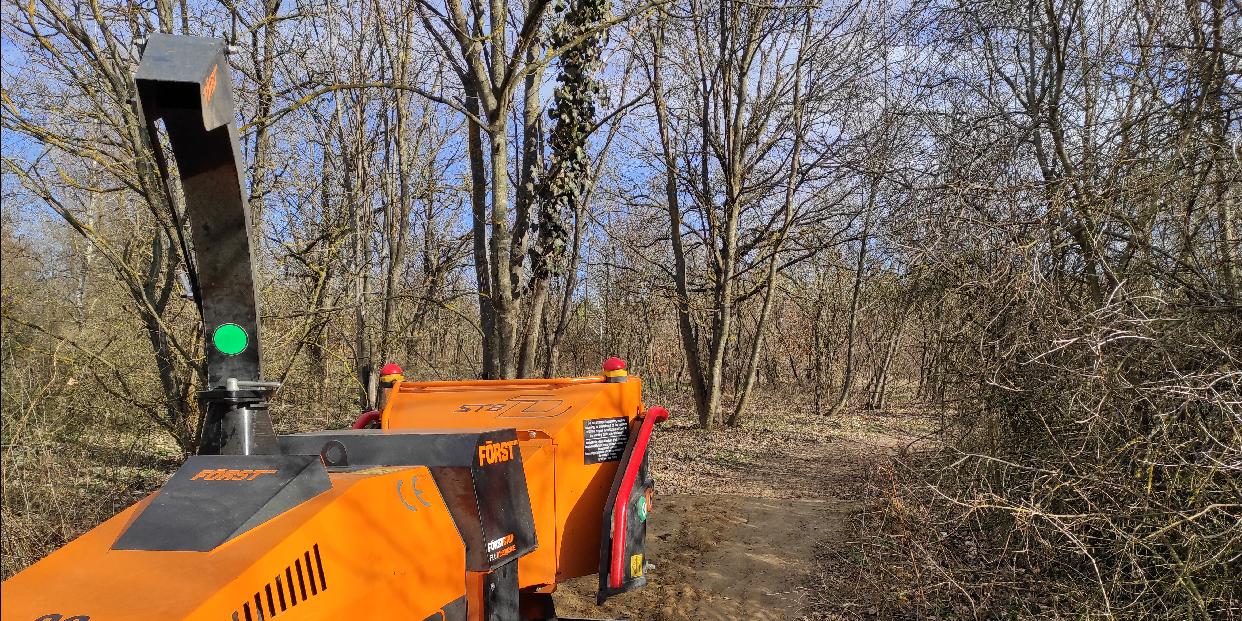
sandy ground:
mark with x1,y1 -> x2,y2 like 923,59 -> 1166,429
554,406 -> 919,620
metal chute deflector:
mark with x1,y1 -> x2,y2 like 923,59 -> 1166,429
137,34 -> 273,455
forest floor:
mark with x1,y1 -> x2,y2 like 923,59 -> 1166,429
555,396 -> 929,620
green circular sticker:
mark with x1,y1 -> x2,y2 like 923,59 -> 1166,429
637,496 -> 648,521
212,323 -> 248,356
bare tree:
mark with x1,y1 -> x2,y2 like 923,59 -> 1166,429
2,0 -> 203,450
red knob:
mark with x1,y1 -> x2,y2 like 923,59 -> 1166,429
603,357 -> 626,372
380,363 -> 403,376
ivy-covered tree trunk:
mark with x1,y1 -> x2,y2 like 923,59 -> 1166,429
518,0 -> 611,377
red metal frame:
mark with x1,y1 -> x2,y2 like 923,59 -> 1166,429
608,405 -> 669,588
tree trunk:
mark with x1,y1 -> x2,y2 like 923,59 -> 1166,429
517,279 -> 549,377
651,20 -> 710,426
544,203 -> 584,377
246,0 -> 280,227
515,56 -> 546,378
828,213 -> 871,417
728,12 -> 809,426
867,319 -> 902,411
729,278 -> 775,426
466,88 -> 498,379
488,117 -> 518,378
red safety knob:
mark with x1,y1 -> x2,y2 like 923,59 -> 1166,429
380,363 -> 403,376
603,357 -> 626,372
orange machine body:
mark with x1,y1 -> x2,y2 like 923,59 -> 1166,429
1,467 -> 467,620
1,376 -> 653,621
381,376 -> 644,591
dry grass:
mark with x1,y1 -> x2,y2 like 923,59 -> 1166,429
1,430 -> 180,578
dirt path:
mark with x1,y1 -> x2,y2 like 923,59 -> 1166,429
555,405 -> 917,620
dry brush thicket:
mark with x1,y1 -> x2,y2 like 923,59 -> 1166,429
1,0 -> 1238,617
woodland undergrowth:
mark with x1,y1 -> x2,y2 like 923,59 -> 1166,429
812,288 -> 1241,620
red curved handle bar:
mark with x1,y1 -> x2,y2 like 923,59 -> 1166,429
608,406 -> 669,588
352,410 -> 381,429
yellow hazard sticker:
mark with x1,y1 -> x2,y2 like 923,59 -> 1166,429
630,553 -> 643,578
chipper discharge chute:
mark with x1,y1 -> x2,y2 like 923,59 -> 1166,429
0,34 -> 667,621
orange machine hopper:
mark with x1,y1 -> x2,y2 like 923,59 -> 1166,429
381,376 -> 646,591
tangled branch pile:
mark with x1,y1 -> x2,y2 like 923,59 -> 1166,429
848,281 -> 1241,619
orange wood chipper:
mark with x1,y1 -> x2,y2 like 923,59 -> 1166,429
0,34 -> 667,621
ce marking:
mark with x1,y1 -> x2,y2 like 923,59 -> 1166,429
396,475 -> 432,511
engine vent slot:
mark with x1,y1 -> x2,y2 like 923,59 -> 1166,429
231,544 -> 327,620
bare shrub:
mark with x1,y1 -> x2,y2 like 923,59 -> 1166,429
822,284 -> 1241,620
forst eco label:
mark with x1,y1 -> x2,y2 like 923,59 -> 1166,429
583,417 -> 629,464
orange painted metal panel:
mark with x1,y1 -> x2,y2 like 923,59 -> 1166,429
0,467 -> 465,620
2,373 -> 652,618
382,376 -> 645,590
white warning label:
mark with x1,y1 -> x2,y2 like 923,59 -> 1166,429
583,417 -> 629,464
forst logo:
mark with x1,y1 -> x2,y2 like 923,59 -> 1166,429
486,533 -> 515,552
477,439 -> 519,466
486,533 -> 516,562
191,468 -> 277,481
202,64 -> 219,102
